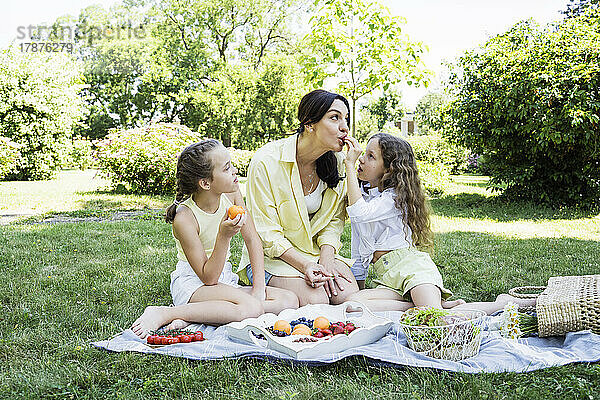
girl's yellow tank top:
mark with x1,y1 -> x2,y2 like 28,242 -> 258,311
174,194 -> 233,262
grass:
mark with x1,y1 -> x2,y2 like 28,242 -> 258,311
0,169 -> 170,216
1,170 -> 599,399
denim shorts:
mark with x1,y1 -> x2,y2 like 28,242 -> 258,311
245,264 -> 273,286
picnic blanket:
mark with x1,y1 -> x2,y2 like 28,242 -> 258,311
91,311 -> 600,373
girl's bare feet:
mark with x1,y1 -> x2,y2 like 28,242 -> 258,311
442,299 -> 467,308
130,306 -> 174,339
164,318 -> 190,331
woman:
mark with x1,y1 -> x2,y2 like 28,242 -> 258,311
237,89 -> 359,306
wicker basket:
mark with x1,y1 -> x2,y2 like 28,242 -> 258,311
399,310 -> 486,361
510,275 -> 600,337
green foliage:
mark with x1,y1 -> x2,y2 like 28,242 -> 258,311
183,56 -> 308,150
0,48 -> 86,180
79,35 -> 162,140
417,160 -> 450,197
415,92 -> 447,134
67,138 -> 95,170
95,123 -> 203,194
70,1 -> 305,148
563,0 -> 599,18
445,12 -> 600,206
356,111 -> 379,143
228,148 -> 255,177
363,90 -> 404,131
0,137 -> 22,180
302,0 -> 429,136
406,133 -> 469,174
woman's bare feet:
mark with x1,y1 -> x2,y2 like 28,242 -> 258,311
495,293 -> 536,309
130,306 -> 174,339
442,299 -> 467,308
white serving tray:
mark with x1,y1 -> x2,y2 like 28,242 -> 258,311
225,301 -> 393,359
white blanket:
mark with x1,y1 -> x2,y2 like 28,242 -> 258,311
91,312 -> 600,373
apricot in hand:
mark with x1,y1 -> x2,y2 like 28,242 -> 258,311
227,205 -> 245,220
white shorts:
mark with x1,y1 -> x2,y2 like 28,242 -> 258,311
170,260 -> 240,306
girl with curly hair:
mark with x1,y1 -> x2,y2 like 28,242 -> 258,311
343,133 -> 536,313
343,133 -> 465,311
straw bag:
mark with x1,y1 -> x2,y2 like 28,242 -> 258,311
509,275 -> 600,337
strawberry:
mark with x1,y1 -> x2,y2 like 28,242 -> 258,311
333,326 -> 345,335
321,328 -> 333,336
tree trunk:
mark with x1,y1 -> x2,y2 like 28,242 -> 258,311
352,97 -> 357,137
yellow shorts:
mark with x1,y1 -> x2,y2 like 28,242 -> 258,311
371,248 -> 452,301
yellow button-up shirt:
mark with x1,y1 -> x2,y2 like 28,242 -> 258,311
238,134 -> 352,282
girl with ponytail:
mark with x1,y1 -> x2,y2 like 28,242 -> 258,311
131,140 -> 298,339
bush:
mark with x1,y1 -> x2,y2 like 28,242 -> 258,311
96,124 -> 203,194
0,48 -> 86,180
68,138 -> 95,170
417,161 -> 450,197
0,137 -> 22,180
356,111 -> 380,143
415,92 -> 447,135
228,148 -> 254,177
406,133 -> 469,174
445,11 -> 600,205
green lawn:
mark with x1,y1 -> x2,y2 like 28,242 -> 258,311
1,171 -> 599,399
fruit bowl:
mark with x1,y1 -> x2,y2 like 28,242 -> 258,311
225,301 -> 393,359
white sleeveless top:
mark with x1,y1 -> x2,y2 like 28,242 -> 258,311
304,179 -> 326,215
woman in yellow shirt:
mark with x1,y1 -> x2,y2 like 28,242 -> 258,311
238,90 -> 360,306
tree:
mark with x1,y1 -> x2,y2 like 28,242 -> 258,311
445,11 -> 600,206
157,0 -> 305,146
302,0 -> 429,136
63,0 -> 306,146
181,55 -> 308,149
562,0 -> 599,18
0,48 -> 86,180
415,91 -> 447,134
364,89 -> 404,131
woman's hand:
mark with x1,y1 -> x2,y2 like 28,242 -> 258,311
318,257 -> 353,297
217,211 -> 247,240
344,135 -> 363,166
303,261 -> 333,290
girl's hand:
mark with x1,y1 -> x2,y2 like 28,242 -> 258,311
217,210 -> 247,240
303,261 -> 333,289
344,135 -> 363,165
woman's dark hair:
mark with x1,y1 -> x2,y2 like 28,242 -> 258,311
165,139 -> 222,223
295,89 -> 351,188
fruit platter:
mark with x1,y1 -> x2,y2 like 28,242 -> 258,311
225,301 -> 393,359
